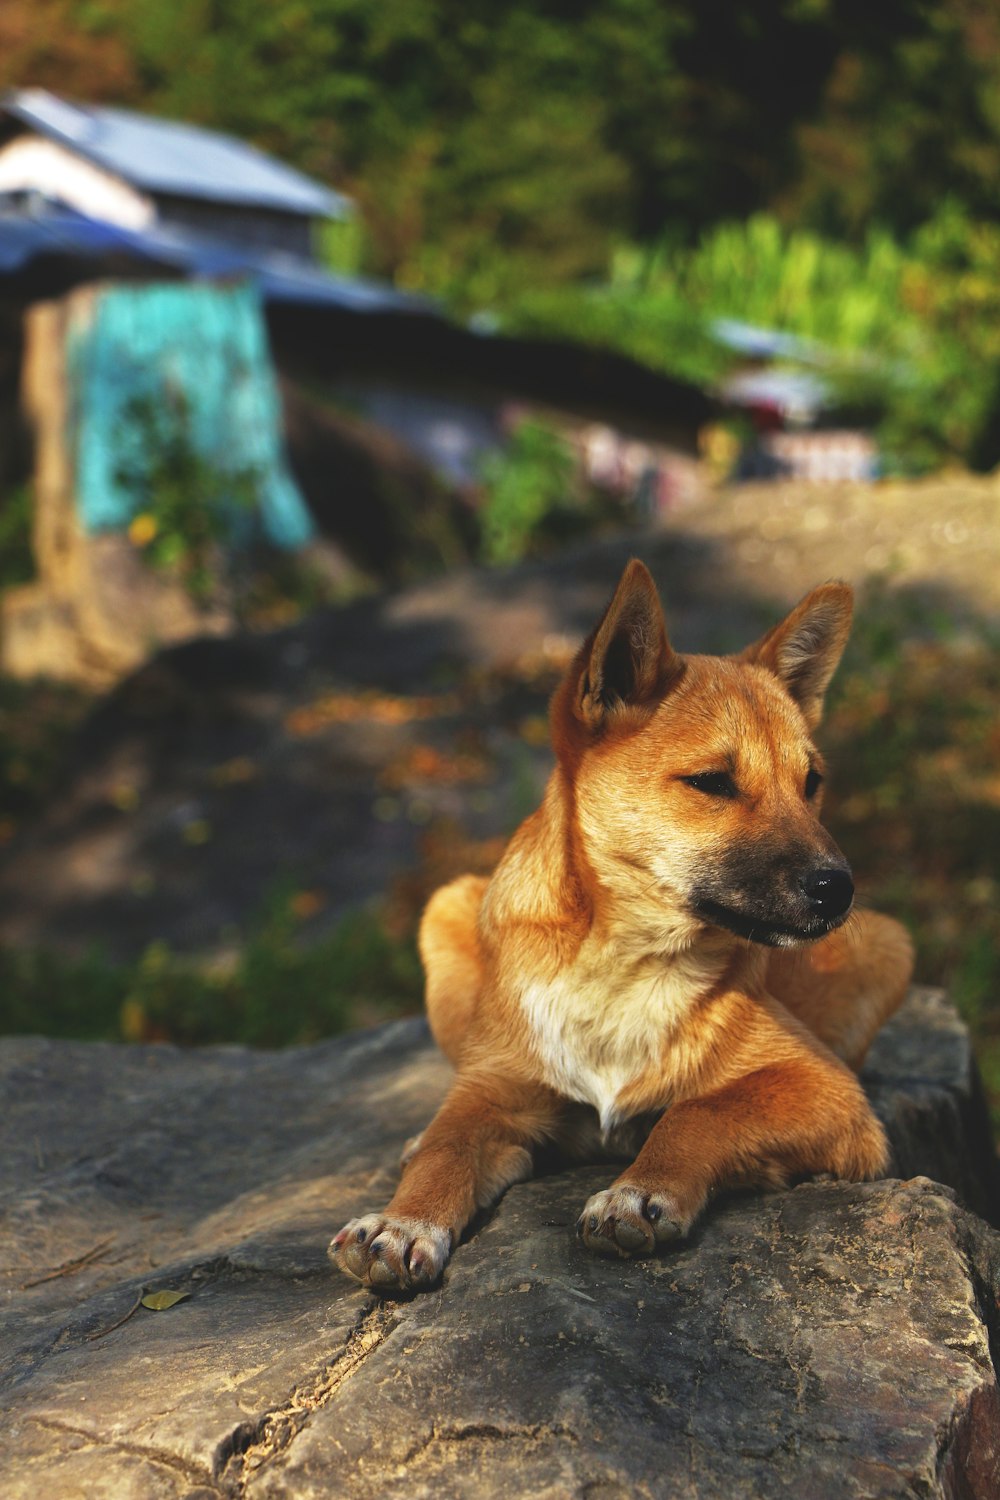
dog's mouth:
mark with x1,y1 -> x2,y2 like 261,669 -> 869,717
690,896 -> 852,949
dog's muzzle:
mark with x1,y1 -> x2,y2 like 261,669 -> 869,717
690,856 -> 855,947
800,865 -> 854,923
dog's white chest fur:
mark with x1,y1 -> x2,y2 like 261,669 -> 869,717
521,950 -> 716,1132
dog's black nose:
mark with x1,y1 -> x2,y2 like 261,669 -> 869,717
802,867 -> 854,919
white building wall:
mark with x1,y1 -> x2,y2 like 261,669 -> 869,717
0,136 -> 154,229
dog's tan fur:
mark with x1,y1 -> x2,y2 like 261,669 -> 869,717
332,561 -> 913,1290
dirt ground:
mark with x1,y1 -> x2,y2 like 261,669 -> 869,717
686,470 -> 1000,617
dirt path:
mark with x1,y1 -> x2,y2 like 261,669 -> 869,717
690,472 -> 1000,616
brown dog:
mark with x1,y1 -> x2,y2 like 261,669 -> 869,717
331,560 -> 913,1291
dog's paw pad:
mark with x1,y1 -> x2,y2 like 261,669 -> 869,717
577,1185 -> 685,1259
329,1214 -> 450,1292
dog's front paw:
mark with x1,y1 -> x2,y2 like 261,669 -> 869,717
329,1214 -> 451,1292
577,1183 -> 689,1259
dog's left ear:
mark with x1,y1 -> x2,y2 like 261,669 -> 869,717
740,582 -> 853,730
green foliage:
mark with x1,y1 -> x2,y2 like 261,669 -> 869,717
0,893 -> 423,1047
901,207 -> 1000,469
14,1 -> 1000,310
117,393 -> 261,602
0,944 -> 126,1040
0,485 -> 35,591
104,0 -> 645,289
787,4 -> 1000,238
822,585 -> 1000,1120
317,212 -> 368,276
499,208 -> 1000,472
11,0 -> 1000,463
479,420 -> 581,564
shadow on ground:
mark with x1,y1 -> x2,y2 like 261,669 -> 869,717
0,521 -> 998,1080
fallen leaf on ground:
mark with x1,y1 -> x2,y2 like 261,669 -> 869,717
141,1289 -> 190,1310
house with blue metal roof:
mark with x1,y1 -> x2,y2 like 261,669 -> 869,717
0,88 -> 713,636
0,88 -> 351,262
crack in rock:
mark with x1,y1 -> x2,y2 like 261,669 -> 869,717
27,1414 -> 223,1492
215,1299 -> 398,1495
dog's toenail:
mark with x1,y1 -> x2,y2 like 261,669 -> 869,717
355,1227 -> 367,1242
647,1202 -> 662,1221
588,1215 -> 598,1231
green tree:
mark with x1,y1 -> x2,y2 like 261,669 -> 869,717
787,1 -> 1000,236
90,0 -> 846,287
15,0 -> 1000,304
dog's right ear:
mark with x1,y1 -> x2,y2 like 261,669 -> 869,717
739,581 -> 853,730
552,560 -> 682,749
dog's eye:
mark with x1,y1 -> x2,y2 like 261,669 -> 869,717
805,768 -> 823,799
681,771 -> 738,799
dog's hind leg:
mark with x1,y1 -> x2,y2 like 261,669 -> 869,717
764,908 -> 914,1070
418,874 -> 489,1067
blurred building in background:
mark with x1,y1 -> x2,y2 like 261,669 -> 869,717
0,90 -> 714,684
0,88 -> 351,260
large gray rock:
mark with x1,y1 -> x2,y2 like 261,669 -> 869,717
2,989 -> 999,1498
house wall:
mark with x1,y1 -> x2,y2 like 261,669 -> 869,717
0,136 -> 154,229
153,196 -> 315,260
0,135 -> 316,260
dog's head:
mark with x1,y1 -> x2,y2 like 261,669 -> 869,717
550,560 -> 854,948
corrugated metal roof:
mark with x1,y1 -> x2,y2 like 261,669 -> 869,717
711,318 -> 822,363
1,89 -> 350,220
0,202 -> 433,315
0,205 -> 161,274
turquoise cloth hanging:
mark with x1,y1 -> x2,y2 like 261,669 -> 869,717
67,280 -> 315,549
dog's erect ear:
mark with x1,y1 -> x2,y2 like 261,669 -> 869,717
573,559 -> 681,729
740,582 -> 853,730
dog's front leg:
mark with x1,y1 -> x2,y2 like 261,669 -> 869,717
578,1010 -> 888,1259
331,1072 -> 561,1291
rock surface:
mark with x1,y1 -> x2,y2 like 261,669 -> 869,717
2,987 -> 999,1498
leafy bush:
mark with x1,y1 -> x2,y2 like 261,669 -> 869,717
117,393 -> 261,603
477,418 -> 578,565
822,585 -> 1000,1118
0,484 -> 35,591
496,208 -> 1000,473
0,892 -> 423,1048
